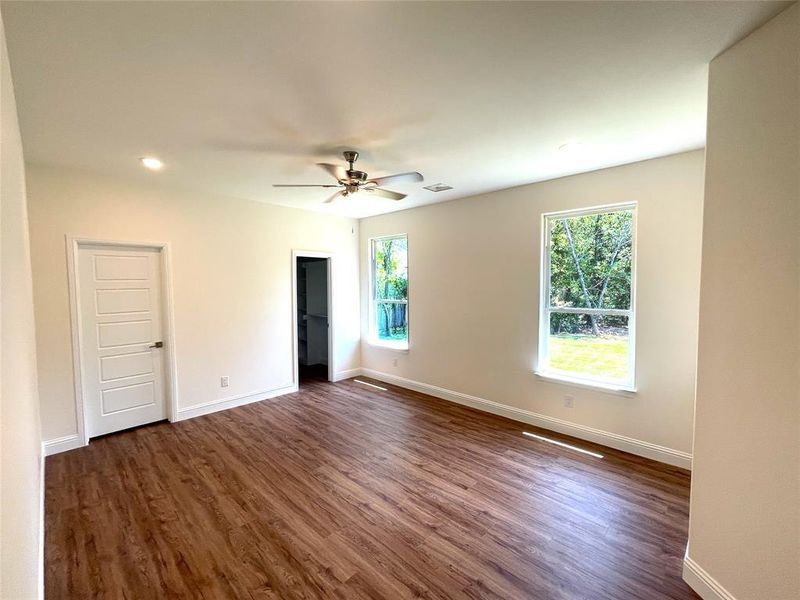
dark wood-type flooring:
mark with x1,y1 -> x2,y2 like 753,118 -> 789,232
45,377 -> 699,599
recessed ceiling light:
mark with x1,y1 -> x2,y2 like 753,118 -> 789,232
139,156 -> 164,170
423,183 -> 453,192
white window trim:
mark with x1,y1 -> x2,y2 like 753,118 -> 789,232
368,234 -> 409,351
536,202 -> 638,392
534,371 -> 636,396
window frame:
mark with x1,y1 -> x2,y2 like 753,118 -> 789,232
368,233 -> 409,351
537,203 -> 638,392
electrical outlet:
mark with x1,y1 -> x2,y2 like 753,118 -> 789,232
220,376 -> 229,388
392,358 -> 398,367
564,395 -> 574,408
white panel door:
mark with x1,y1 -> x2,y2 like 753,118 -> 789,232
78,245 -> 167,437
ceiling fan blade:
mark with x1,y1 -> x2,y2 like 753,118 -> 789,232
324,190 -> 345,204
364,187 -> 406,201
366,171 -> 423,187
317,163 -> 348,181
272,184 -> 341,188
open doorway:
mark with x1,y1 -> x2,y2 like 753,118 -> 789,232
295,256 -> 331,386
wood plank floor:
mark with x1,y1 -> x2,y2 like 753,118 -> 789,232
45,376 -> 699,599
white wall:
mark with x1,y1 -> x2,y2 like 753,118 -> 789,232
26,164 -> 360,445
685,4 -> 799,600
360,151 -> 705,466
0,13 -> 43,600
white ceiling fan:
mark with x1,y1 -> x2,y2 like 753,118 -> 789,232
273,151 -> 423,203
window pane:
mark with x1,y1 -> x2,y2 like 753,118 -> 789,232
373,237 -> 408,301
376,301 -> 408,342
549,210 -> 633,310
548,314 -> 630,383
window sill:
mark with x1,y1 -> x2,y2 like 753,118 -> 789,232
366,339 -> 409,353
534,370 -> 637,396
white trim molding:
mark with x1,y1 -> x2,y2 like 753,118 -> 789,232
360,368 -> 692,469
683,555 -> 738,600
538,202 -> 638,391
43,434 -> 84,457
175,384 -> 298,421
332,368 -> 362,382
38,445 -> 45,597
65,236 -> 180,446
291,250 -> 335,385
367,234 -> 410,351
41,385 -> 299,455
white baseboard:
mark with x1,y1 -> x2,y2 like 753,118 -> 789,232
332,368 -> 361,382
42,433 -> 84,457
360,368 -> 692,470
38,443 -> 45,598
683,555 -> 738,600
175,384 -> 298,421
41,385 -> 299,455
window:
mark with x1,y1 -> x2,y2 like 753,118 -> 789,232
370,234 -> 409,349
539,204 -> 636,390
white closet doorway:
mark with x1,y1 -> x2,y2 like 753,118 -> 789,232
292,252 -> 333,386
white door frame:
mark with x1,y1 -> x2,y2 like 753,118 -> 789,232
291,250 -> 335,385
66,236 -> 179,447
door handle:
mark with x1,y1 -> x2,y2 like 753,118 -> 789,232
149,341 -> 163,349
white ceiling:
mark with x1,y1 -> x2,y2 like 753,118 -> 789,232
1,1 -> 789,218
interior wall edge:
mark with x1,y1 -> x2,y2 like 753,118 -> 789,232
685,4 -> 799,598
682,555 -> 739,600
333,368 -> 363,382
1,10 -> 44,598
42,434 -> 83,457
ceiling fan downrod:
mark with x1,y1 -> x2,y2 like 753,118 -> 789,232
342,150 -> 368,186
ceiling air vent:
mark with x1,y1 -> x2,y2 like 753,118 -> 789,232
423,183 -> 453,192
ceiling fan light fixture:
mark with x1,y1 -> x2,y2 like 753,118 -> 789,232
273,151 -> 421,204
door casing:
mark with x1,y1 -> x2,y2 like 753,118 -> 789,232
67,236 -> 178,447
291,250 -> 335,385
